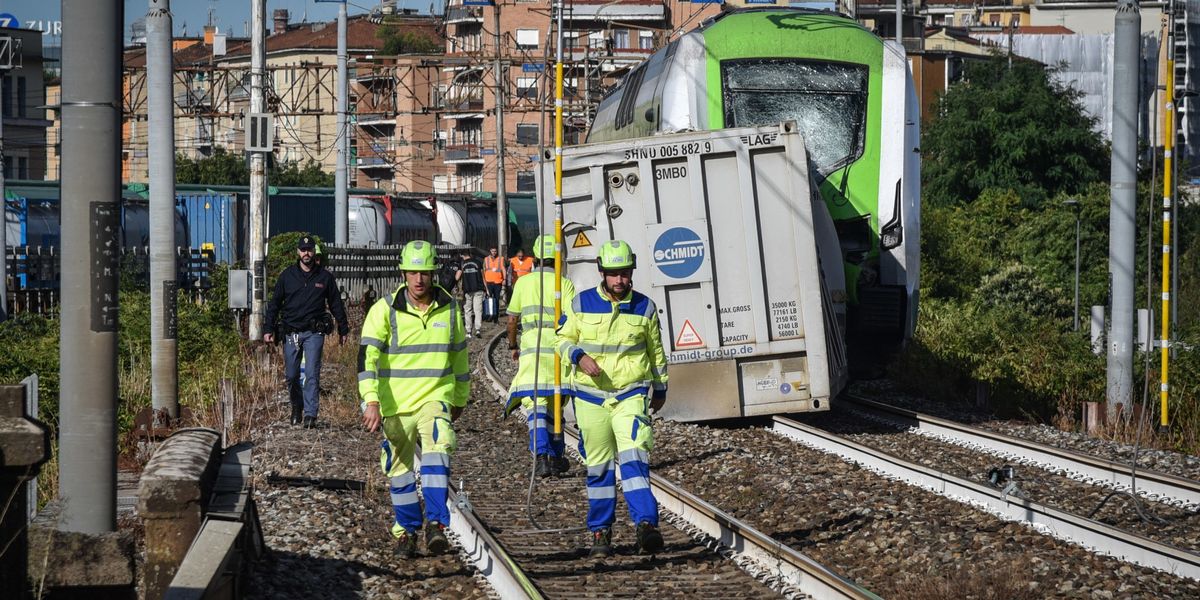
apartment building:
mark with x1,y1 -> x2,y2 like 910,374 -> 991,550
407,0 -> 722,195
1,27 -> 51,181
121,11 -> 440,184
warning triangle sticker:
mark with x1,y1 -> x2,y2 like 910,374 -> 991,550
675,319 -> 706,349
572,230 -> 593,248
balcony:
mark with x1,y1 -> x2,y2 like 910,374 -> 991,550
357,113 -> 396,128
441,112 -> 484,121
562,0 -> 665,22
356,155 -> 393,170
445,5 -> 484,24
443,144 -> 484,165
443,96 -> 485,112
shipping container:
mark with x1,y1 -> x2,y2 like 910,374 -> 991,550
541,122 -> 848,422
177,193 -> 239,264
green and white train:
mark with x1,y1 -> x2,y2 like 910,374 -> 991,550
588,8 -> 920,358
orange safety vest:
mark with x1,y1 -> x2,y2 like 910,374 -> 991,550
483,255 -> 505,284
509,256 -> 534,281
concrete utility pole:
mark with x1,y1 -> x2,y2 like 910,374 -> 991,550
59,0 -> 122,534
895,0 -> 902,45
494,3 -> 508,258
249,0 -> 268,340
148,0 -> 179,418
1108,0 -> 1140,416
335,0 -> 348,244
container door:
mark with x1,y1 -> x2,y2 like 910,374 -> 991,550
637,155 -> 719,357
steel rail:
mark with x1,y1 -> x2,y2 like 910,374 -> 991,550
415,445 -> 544,598
482,331 -> 878,600
843,394 -> 1200,509
772,415 -> 1200,581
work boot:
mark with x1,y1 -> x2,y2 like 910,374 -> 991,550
589,527 -> 612,558
290,405 -> 302,426
552,455 -> 571,476
394,529 -> 417,559
425,522 -> 450,556
302,416 -> 317,429
636,521 -> 664,554
535,455 -> 554,478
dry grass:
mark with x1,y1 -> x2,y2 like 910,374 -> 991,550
180,332 -> 365,442
889,560 -> 1042,600
1052,397 -> 1178,453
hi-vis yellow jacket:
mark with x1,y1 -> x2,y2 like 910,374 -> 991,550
556,285 -> 668,405
507,267 -> 576,399
358,285 -> 469,416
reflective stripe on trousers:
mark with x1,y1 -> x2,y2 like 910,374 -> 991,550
522,401 -> 566,457
576,395 -> 658,530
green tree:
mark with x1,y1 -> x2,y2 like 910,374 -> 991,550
922,56 -> 1109,208
375,22 -> 442,55
175,148 -> 249,186
175,149 -> 333,187
272,159 -> 335,187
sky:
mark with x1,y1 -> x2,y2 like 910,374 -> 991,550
0,1 -> 438,43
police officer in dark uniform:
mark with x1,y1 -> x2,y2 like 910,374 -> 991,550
264,235 -> 350,428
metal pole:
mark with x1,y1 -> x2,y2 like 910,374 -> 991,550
552,0 -> 565,440
249,0 -> 268,340
895,0 -> 902,45
148,0 -> 179,419
1160,0 -> 1176,427
1080,211 -> 1089,333
1108,0 -> 1140,416
59,0 -> 122,534
335,0 -> 348,245
494,2 -> 508,260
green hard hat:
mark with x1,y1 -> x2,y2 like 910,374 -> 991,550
398,240 -> 438,272
533,234 -> 558,260
597,240 -> 636,271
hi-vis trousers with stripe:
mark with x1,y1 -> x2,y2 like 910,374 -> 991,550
575,394 -> 658,531
379,401 -> 457,536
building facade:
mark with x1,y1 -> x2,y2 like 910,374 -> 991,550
1,27 -> 51,181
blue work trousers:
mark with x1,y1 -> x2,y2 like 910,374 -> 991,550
283,331 -> 325,418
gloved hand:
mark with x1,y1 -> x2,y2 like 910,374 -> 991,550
649,390 -> 666,414
502,395 -> 522,418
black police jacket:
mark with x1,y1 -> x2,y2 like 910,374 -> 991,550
264,262 -> 350,337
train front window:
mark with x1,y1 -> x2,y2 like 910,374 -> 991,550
722,59 -> 868,177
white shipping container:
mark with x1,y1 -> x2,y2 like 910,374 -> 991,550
541,122 -> 848,421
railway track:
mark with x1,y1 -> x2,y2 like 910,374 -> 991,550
775,402 -> 1200,581
465,330 -> 877,599
840,394 -> 1200,510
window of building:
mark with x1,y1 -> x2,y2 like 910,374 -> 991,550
989,14 -> 1001,26
516,171 -> 536,192
1,76 -> 10,117
589,31 -> 606,50
639,31 -> 654,51
17,77 -> 26,118
18,157 -> 27,179
516,77 -> 537,99
563,78 -> 578,98
613,29 -> 629,49
2,156 -> 11,179
516,123 -> 539,145
516,29 -> 539,50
